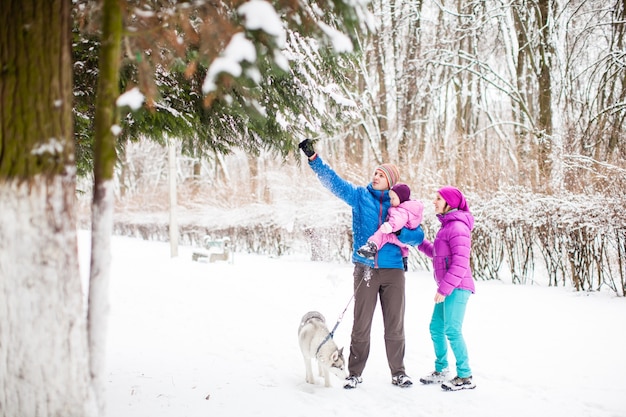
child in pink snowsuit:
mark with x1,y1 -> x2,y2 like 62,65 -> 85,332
357,183 -> 424,263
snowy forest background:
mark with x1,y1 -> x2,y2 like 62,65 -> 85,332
2,1 -> 625,416
75,0 -> 626,296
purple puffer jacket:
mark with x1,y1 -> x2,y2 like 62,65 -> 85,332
418,209 -> 475,296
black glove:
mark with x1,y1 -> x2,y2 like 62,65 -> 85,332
298,139 -> 316,158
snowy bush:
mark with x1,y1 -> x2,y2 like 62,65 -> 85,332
105,187 -> 625,296
470,189 -> 625,295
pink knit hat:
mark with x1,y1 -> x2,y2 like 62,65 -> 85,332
438,186 -> 470,211
375,164 -> 400,188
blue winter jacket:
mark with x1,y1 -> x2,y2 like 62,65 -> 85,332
309,156 -> 424,269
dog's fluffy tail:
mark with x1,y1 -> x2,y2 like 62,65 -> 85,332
299,311 -> 325,333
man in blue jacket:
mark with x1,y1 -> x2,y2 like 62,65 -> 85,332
299,139 -> 424,389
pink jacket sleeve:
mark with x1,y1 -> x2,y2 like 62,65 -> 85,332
418,239 -> 434,258
384,207 -> 411,232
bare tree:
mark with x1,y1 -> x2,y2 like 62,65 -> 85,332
339,0 -> 428,178
561,0 -> 626,193
323,0 -> 626,198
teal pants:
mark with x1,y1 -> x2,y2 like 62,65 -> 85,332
430,289 -> 472,378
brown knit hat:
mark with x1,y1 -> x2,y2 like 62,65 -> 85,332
375,163 -> 400,189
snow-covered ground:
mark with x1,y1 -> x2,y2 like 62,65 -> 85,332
78,232 -> 625,417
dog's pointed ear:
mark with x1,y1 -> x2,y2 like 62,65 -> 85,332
339,347 -> 344,356
331,350 -> 339,361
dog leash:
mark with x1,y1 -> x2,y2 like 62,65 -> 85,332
315,275 -> 367,356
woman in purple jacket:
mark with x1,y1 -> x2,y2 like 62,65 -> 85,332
417,186 -> 476,391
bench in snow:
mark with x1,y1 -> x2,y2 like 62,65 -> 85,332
192,236 -> 232,263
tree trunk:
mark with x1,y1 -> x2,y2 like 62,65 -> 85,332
168,137 -> 179,257
536,0 -> 555,191
0,0 -> 97,415
88,0 -> 123,414
511,2 -> 537,189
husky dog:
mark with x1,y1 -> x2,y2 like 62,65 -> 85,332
298,311 -> 347,387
